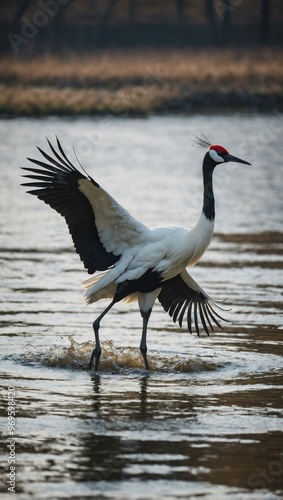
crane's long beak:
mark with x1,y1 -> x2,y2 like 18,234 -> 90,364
225,154 -> 251,165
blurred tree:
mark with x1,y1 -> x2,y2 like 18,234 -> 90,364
96,0 -> 119,48
128,0 -> 137,45
175,0 -> 187,46
221,0 -> 231,47
260,0 -> 271,44
204,0 -> 219,45
50,5 -> 65,53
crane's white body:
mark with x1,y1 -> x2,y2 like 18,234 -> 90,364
79,179 -> 214,305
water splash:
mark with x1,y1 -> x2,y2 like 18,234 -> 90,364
21,338 -> 220,373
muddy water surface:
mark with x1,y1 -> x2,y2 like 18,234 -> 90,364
0,115 -> 283,499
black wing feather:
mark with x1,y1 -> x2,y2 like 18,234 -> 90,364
21,138 -> 120,274
56,136 -> 75,168
198,303 -> 209,335
187,299 -> 193,333
158,274 -> 229,335
47,138 -> 74,170
178,300 -> 188,327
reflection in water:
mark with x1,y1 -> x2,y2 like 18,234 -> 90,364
0,115 -> 283,499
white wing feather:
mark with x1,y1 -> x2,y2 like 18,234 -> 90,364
78,179 -> 151,255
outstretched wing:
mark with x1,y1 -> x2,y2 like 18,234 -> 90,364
21,137 -> 150,274
158,270 -> 228,335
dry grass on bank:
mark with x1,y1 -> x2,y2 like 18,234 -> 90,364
0,49 -> 282,115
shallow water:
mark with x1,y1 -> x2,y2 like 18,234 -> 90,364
0,114 -> 283,499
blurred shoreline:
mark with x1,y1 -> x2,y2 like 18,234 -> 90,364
1,49 -> 282,116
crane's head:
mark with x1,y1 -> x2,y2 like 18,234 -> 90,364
193,134 -> 251,167
208,144 -> 251,166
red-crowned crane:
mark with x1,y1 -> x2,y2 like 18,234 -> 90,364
22,136 -> 251,371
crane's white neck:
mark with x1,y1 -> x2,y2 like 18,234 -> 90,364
188,211 -> 214,266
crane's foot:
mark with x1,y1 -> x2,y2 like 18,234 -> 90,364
88,347 -> 101,371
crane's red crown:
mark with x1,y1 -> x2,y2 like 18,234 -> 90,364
209,145 -> 229,155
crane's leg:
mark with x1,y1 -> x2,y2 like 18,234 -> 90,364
138,290 -> 160,370
88,300 -> 116,371
140,309 -> 152,370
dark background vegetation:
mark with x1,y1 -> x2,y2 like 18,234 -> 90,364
0,0 -> 282,55
0,1 -> 282,116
